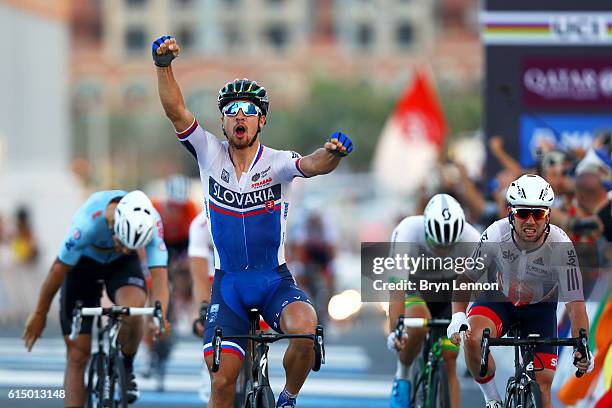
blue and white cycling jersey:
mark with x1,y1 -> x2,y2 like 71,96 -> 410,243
177,119 -> 307,272
58,190 -> 168,268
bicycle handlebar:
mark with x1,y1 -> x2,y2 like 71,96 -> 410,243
479,328 -> 589,378
211,325 -> 325,373
394,315 -> 452,341
68,300 -> 165,340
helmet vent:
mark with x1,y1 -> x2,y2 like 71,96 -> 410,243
433,220 -> 442,244
443,223 -> 451,244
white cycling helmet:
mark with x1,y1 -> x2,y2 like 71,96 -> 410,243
505,174 -> 555,208
114,190 -> 156,249
424,194 -> 465,246
165,174 -> 190,203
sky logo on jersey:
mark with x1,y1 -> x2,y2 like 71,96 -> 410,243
209,178 -> 281,210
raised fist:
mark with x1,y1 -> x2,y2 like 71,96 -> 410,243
152,35 -> 181,67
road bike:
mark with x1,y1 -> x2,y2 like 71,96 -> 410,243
69,299 -> 165,408
394,316 -> 454,408
479,326 -> 589,408
211,308 -> 325,408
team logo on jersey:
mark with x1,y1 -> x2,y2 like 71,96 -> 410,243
72,229 -> 81,240
502,249 -> 517,262
65,240 -> 76,251
265,200 -> 276,212
260,166 -> 271,178
533,257 -> 544,265
283,203 -> 289,220
251,177 -> 272,189
208,304 -> 220,323
221,169 -> 230,183
252,172 -> 261,182
91,210 -> 103,220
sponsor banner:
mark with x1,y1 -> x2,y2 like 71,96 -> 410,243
519,114 -> 612,168
481,11 -> 612,45
522,58 -> 612,107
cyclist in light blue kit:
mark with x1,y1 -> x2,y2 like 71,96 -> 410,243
23,190 -> 170,407
153,35 -> 353,408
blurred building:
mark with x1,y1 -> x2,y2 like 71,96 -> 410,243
0,0 -> 82,271
69,0 -> 481,112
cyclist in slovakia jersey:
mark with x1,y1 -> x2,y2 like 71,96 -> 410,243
387,194 -> 480,408
447,175 -> 593,408
22,190 -> 170,407
153,35 -> 353,408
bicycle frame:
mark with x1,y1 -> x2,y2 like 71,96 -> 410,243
397,317 -> 451,408
480,327 -> 589,407
211,308 -> 325,407
70,300 -> 164,407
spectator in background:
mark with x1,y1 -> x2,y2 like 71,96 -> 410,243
569,172 -> 611,242
11,206 -> 39,265
488,136 -> 524,176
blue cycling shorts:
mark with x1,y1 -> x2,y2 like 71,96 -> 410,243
203,264 -> 311,360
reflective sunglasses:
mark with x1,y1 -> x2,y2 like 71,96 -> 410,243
512,207 -> 550,221
222,101 -> 261,117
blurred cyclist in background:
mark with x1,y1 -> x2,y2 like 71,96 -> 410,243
146,174 -> 199,389
22,190 -> 170,406
188,210 -> 214,402
387,194 -> 480,408
291,209 -> 337,325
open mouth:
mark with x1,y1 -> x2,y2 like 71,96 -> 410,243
234,125 -> 247,137
523,227 -> 537,237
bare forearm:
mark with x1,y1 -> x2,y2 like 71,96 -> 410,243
156,66 -> 192,130
35,259 -> 69,314
566,301 -> 589,338
189,258 -> 211,304
491,147 -> 522,175
150,267 -> 170,318
458,177 -> 486,219
388,292 -> 405,333
299,148 -> 341,177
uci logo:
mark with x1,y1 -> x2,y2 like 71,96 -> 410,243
442,208 -> 451,221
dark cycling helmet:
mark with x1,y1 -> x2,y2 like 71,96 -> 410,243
218,78 -> 269,116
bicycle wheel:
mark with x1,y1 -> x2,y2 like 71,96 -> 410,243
427,360 -> 451,408
410,358 -> 426,408
86,352 -> 106,408
524,382 -> 542,408
254,386 -> 276,408
108,354 -> 128,408
234,354 -> 251,408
